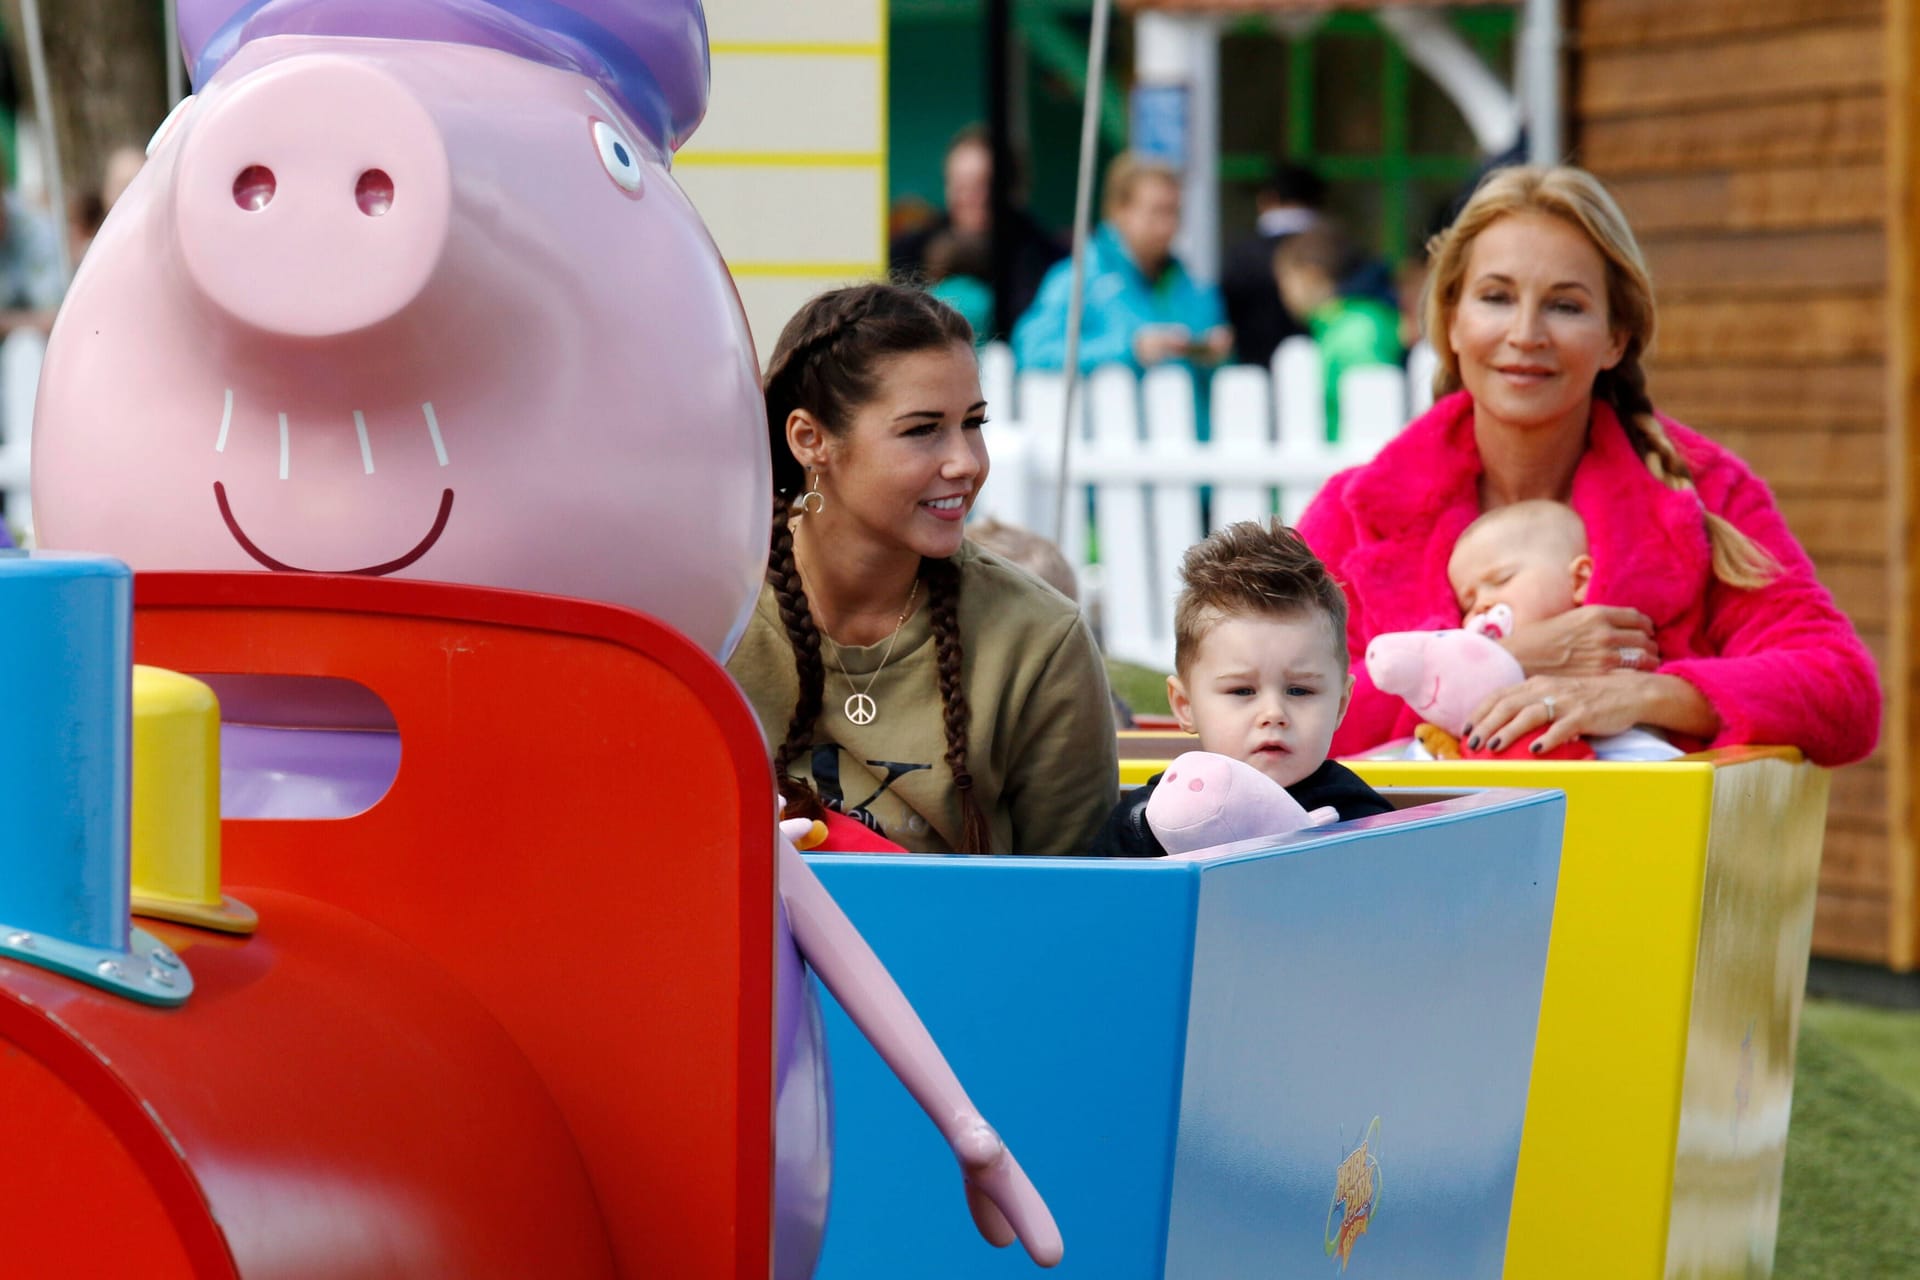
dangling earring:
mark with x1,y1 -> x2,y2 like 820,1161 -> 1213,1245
792,472 -> 826,522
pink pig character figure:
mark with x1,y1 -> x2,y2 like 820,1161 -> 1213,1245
1145,751 -> 1338,855
35,0 -> 767,657
30,1 -> 1061,1274
1364,628 -> 1596,761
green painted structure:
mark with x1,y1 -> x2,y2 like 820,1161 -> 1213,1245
887,1 -> 1514,265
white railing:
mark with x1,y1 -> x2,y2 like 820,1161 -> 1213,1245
0,328 -> 46,545
974,336 -> 1436,670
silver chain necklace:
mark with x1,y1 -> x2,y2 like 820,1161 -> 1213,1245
819,578 -> 920,726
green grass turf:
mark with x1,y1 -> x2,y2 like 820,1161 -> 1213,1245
1775,1009 -> 1920,1277
1799,999 -> 1920,1108
1106,658 -> 1173,719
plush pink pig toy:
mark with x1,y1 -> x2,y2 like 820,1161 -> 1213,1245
31,0 -> 1060,1273
1145,751 -> 1338,855
1364,626 -> 1596,760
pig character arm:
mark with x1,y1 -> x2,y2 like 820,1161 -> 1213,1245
778,820 -> 1064,1267
1145,751 -> 1331,856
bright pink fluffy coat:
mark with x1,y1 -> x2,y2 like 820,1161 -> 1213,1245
1298,392 -> 1881,767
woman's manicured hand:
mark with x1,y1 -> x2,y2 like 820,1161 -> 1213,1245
1467,671 -> 1720,755
1502,605 -> 1658,678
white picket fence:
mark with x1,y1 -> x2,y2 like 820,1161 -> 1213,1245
0,329 -> 44,542
974,336 -> 1438,670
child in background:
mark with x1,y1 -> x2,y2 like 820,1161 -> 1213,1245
1088,520 -> 1392,856
1274,226 -> 1402,440
1446,500 -> 1680,761
967,517 -> 1136,729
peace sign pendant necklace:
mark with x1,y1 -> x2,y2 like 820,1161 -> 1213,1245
822,578 -> 920,727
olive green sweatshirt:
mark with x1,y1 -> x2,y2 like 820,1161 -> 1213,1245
726,543 -> 1119,856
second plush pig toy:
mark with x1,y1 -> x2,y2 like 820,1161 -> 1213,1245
1363,628 -> 1597,761
1144,751 -> 1340,855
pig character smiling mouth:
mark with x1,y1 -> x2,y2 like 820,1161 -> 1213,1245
215,481 -> 454,575
212,395 -> 456,576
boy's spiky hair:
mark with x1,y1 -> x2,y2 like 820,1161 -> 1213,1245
1173,520 -> 1350,676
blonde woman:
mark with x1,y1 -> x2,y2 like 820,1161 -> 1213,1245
1298,165 -> 1879,765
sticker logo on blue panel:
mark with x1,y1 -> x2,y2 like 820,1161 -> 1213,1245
1324,1116 -> 1382,1271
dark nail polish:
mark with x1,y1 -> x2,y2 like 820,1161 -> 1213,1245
1462,723 -> 1474,737
1530,741 -> 1544,754
1488,738 -> 1502,752
1468,736 -> 1481,750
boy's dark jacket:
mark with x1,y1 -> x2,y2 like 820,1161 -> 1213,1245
1087,759 -> 1393,858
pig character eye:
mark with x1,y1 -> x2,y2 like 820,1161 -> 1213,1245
147,94 -> 196,157
592,119 -> 645,196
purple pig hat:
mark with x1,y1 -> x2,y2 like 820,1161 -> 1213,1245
180,0 -> 709,159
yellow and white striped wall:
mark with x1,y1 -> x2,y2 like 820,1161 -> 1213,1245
675,0 -> 887,359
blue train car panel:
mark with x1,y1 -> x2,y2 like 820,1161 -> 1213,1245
810,787 -> 1563,1279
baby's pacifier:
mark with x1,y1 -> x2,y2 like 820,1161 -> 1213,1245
1465,602 -> 1515,640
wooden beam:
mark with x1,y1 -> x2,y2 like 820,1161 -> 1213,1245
1888,0 -> 1918,971
1580,23 -> 1883,118
1650,363 -> 1887,430
1654,293 -> 1887,366
1640,229 -> 1887,298
1578,0 -> 1880,52
1582,91 -> 1882,174
1814,890 -> 1892,963
1821,820 -> 1897,896
1709,432 -> 1887,496
1829,758 -> 1889,825
1775,494 -> 1891,563
1610,164 -> 1885,236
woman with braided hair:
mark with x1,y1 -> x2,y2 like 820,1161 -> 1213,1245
726,283 -> 1119,854
1299,165 -> 1879,764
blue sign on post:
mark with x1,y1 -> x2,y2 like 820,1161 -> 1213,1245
1130,83 -> 1190,171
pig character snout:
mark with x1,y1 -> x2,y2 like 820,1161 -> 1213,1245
1364,635 -> 1429,700
174,54 -> 452,339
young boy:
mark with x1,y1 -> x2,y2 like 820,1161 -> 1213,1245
1089,520 -> 1392,857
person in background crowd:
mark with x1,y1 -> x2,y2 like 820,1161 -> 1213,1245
890,126 -> 1065,339
1012,153 -> 1230,377
0,145 -> 65,335
921,230 -> 994,347
966,515 -> 1138,729
1220,160 -> 1324,368
69,143 -> 147,264
100,145 -> 146,215
1274,225 -> 1403,440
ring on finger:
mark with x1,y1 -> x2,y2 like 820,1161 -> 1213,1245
1618,646 -> 1645,668
1542,695 -> 1556,722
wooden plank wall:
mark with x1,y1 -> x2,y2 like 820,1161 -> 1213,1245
1573,0 -> 1910,968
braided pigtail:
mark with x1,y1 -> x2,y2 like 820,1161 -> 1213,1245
1604,363 -> 1779,591
926,556 -> 993,854
768,495 -> 826,820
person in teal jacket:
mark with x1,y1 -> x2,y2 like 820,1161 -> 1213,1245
1012,154 -> 1231,377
